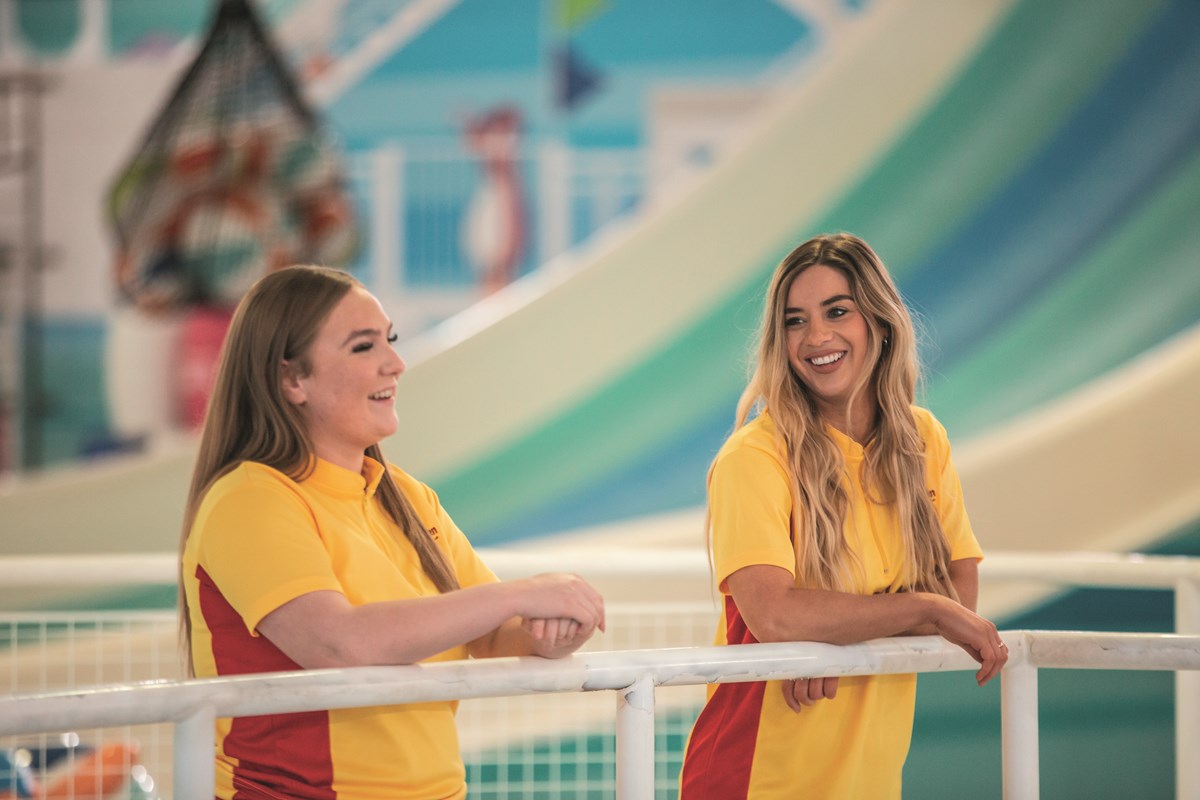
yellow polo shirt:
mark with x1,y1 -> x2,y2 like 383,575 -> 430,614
183,456 -> 497,800
680,407 -> 982,799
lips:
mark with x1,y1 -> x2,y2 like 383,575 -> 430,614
368,388 -> 395,400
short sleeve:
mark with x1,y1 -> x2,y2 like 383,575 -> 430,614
191,468 -> 343,635
708,436 -> 798,593
919,411 -> 983,562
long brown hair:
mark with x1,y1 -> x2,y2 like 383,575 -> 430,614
726,233 -> 956,597
179,265 -> 460,672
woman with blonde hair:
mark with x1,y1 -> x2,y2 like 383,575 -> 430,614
678,233 -> 1007,799
180,264 -> 604,799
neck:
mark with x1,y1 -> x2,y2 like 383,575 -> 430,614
820,396 -> 877,445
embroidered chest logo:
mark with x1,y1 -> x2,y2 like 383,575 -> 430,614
928,489 -> 938,504
428,527 -> 439,540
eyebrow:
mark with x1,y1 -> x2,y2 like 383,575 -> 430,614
784,294 -> 854,313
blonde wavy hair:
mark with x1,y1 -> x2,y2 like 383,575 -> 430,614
725,233 -> 956,597
179,265 -> 460,672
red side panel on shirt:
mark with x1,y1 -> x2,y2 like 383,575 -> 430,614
196,566 -> 337,800
678,595 -> 764,800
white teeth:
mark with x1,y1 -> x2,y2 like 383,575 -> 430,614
370,389 -> 394,400
809,352 -> 845,366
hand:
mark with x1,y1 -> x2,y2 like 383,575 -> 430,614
513,573 -> 606,634
522,616 -> 596,658
926,594 -> 1008,685
781,676 -> 839,713
524,616 -> 579,644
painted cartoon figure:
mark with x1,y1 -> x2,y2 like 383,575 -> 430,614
460,106 -> 526,295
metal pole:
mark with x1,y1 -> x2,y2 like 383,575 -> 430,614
370,144 -> 404,298
1177,578 -> 1200,800
20,69 -> 43,470
537,140 -> 569,263
174,704 -> 217,800
615,673 -> 655,800
1001,658 -> 1039,800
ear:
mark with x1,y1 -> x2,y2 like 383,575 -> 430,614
279,360 -> 307,406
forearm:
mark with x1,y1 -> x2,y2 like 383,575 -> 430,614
901,558 -> 980,635
727,565 -> 1006,684
470,616 -> 530,659
259,572 -> 605,669
260,582 -> 525,669
752,587 -> 941,645
352,583 -> 538,663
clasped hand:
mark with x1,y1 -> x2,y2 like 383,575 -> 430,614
516,572 -> 606,658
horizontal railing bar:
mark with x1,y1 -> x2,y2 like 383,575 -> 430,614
2,632 -> 1197,739
0,635 -> 977,736
0,609 -> 176,623
979,553 -> 1200,589
0,554 -> 178,585
0,550 -> 1195,588
1023,631 -> 1200,671
0,603 -> 708,626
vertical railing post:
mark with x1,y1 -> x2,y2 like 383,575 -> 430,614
72,0 -> 109,63
1177,577 -> 1200,800
0,0 -> 28,64
174,704 -> 216,800
370,144 -> 405,299
537,140 -> 570,264
616,673 -> 655,800
1002,657 -> 1039,800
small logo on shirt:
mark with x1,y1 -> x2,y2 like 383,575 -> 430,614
428,527 -> 439,540
928,489 -> 938,504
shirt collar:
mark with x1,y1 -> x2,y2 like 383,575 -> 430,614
304,455 -> 386,498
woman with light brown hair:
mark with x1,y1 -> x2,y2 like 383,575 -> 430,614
679,233 -> 1007,799
180,264 -> 604,800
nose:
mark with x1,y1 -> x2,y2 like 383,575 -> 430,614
804,317 -> 833,346
384,346 -> 406,376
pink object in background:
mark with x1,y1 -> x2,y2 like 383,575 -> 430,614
175,305 -> 234,430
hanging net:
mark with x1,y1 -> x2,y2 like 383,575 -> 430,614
106,0 -> 360,313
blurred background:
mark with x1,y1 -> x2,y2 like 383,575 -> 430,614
1,0 -> 1199,797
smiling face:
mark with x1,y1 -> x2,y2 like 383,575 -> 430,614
783,264 -> 876,429
280,286 -> 405,473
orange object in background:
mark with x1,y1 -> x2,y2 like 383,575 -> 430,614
39,742 -> 138,799
176,305 -> 235,430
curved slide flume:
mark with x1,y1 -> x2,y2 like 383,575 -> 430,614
417,0 -> 1200,548
902,0 -> 1200,376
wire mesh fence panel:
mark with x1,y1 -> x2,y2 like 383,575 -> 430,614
1,612 -> 180,798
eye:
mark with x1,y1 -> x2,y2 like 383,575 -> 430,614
828,306 -> 848,319
387,332 -> 398,344
351,341 -> 373,353
784,314 -> 805,328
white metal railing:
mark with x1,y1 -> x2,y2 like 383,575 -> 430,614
2,550 -> 1199,798
1,632 -> 1198,800
5,548 -> 1197,590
